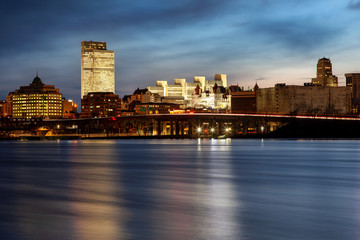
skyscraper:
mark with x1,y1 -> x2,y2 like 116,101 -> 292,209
81,41 -> 115,98
311,57 -> 338,87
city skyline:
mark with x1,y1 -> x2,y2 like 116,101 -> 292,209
2,0 -> 360,104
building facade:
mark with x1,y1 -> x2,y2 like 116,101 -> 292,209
0,100 -> 11,117
345,73 -> 360,113
81,92 -> 121,118
311,57 -> 338,87
81,41 -> 115,98
257,84 -> 351,115
231,91 -> 256,113
121,88 -> 161,110
134,102 -> 180,115
62,99 -> 78,118
7,74 -> 63,119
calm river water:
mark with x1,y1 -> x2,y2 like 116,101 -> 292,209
1,139 -> 360,240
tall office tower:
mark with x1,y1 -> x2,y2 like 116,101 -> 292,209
311,57 -> 338,87
81,41 -> 115,98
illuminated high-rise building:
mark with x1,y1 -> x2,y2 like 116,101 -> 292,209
7,74 -> 62,119
311,57 -> 338,87
81,41 -> 115,98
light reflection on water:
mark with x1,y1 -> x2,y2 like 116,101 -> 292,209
1,139 -> 360,239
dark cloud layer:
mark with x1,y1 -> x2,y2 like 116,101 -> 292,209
348,0 -> 360,9
250,19 -> 340,51
0,0 -> 235,55
1,0 -> 360,103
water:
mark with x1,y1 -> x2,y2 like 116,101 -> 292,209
1,139 -> 360,240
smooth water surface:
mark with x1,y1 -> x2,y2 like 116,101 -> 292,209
1,139 -> 360,240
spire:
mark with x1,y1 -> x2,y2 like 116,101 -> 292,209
254,82 -> 259,91
32,72 -> 42,84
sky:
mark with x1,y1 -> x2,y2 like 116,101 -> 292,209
1,0 -> 360,103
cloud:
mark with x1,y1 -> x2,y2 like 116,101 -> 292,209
1,0 -> 360,101
348,0 -> 360,9
256,77 -> 266,81
248,18 -> 340,51
0,0 -> 239,55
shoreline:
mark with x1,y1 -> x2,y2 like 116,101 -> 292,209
2,134 -> 360,141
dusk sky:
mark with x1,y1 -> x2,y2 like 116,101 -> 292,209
1,0 -> 360,103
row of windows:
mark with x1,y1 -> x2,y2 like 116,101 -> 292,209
13,103 -> 61,105
14,109 -> 61,112
13,108 -> 61,111
13,103 -> 61,106
13,113 -> 61,117
13,101 -> 61,103
13,94 -> 61,97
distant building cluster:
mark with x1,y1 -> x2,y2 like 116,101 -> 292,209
146,74 -> 228,108
2,42 -> 360,119
120,74 -> 231,112
234,58 -> 356,116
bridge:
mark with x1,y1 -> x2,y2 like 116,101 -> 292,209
1,113 -> 360,139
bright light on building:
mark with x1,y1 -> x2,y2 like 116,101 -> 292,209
197,127 -> 202,133
81,41 -> 115,98
211,128 -> 215,132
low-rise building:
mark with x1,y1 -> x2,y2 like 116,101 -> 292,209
121,88 -> 160,110
134,102 -> 180,115
345,73 -> 360,113
231,91 -> 256,113
0,100 -> 11,117
81,92 -> 121,118
256,84 -> 351,115
62,99 -> 78,118
231,84 -> 258,113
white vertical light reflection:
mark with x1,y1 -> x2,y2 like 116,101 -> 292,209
199,139 -> 242,240
68,140 -> 129,240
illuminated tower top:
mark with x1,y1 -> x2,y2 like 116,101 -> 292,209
81,41 -> 107,50
311,57 -> 338,87
316,57 -> 333,78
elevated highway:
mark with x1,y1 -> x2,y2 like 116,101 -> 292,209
2,113 -> 360,138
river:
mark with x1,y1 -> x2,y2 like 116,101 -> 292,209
1,139 -> 360,240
